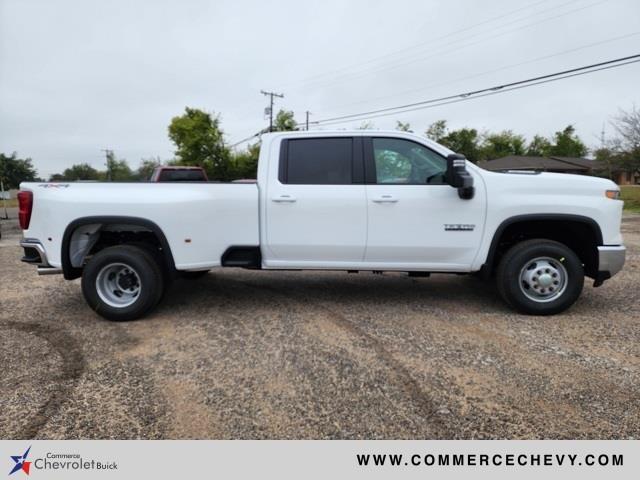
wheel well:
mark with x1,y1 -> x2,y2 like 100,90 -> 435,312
485,217 -> 600,278
62,217 -> 175,280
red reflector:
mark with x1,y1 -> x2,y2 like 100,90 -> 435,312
17,190 -> 33,230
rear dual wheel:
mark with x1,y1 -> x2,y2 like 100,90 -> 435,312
82,245 -> 164,321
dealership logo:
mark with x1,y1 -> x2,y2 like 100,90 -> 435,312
8,446 -> 31,476
7,446 -> 118,475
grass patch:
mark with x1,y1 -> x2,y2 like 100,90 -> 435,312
621,185 -> 640,213
1,198 -> 18,208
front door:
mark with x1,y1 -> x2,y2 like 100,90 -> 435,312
364,136 -> 485,270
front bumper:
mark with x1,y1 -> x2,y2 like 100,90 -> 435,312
593,245 -> 626,286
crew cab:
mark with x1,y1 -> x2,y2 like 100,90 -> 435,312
18,131 -> 626,321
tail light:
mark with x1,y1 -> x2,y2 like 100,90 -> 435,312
17,190 -> 33,230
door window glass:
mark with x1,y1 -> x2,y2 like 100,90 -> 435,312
372,138 -> 446,184
285,138 -> 352,184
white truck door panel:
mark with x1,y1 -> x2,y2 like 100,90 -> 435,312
266,185 -> 367,263
364,136 -> 486,270
264,136 -> 367,266
365,184 -> 485,268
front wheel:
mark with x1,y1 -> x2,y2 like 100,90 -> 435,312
81,245 -> 164,321
496,239 -> 584,315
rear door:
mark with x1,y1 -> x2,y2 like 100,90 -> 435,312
363,136 -> 486,270
264,136 -> 367,267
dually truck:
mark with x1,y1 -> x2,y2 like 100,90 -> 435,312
18,131 -> 626,321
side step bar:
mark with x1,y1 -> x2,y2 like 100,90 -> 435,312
37,267 -> 63,275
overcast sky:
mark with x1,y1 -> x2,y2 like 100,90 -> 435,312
1,0 -> 639,178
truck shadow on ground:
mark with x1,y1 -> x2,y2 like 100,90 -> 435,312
161,271 -> 508,317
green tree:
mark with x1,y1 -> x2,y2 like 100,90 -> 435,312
168,107 -> 231,180
231,143 -> 261,179
547,125 -> 587,157
395,121 -> 412,132
273,109 -> 297,132
478,130 -> 526,161
424,120 -> 447,142
594,146 -> 616,179
441,128 -> 480,162
0,152 -> 38,189
526,134 -> 552,156
136,157 -> 162,181
357,121 -> 375,130
610,106 -> 640,180
104,151 -> 133,181
58,163 -> 100,181
424,121 -> 480,161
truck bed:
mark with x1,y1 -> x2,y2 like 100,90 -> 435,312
21,182 -> 259,269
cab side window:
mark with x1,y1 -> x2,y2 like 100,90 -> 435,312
372,138 -> 447,185
281,138 -> 353,184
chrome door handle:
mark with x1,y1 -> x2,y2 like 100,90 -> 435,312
272,195 -> 297,203
372,195 -> 398,203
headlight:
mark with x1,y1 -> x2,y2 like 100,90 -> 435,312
605,189 -> 620,200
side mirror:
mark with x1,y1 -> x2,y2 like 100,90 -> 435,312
445,153 -> 474,200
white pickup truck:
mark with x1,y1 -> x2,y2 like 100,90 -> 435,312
18,131 -> 625,320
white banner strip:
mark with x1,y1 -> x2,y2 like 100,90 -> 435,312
1,440 -> 638,479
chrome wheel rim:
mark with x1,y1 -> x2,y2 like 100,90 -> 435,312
95,263 -> 141,308
518,256 -> 567,303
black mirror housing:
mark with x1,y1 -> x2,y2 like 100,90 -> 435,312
446,153 -> 475,199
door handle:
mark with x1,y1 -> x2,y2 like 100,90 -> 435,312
272,194 -> 297,203
372,195 -> 398,203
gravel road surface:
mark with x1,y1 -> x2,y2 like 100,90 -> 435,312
1,210 -> 638,439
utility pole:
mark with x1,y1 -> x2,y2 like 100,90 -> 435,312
600,123 -> 613,180
305,111 -> 311,131
260,90 -> 284,132
101,148 -> 113,181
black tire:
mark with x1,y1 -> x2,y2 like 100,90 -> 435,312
81,245 -> 164,321
496,239 -> 584,315
125,241 -> 173,295
179,270 -> 210,279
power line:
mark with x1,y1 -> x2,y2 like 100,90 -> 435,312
321,30 -> 640,115
230,130 -> 265,148
281,0 -> 556,88
311,54 -> 640,127
289,0 -> 606,92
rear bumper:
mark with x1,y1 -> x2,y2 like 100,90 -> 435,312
20,239 -> 50,266
20,239 -> 62,275
593,245 -> 626,286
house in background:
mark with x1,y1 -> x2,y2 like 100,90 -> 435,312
477,156 -> 595,175
610,170 -> 639,185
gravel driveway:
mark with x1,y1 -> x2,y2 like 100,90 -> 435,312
1,210 -> 638,439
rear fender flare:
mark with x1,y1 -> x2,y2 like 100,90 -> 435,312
61,216 -> 175,280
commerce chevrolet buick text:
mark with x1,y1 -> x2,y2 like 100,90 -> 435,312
18,131 -> 626,320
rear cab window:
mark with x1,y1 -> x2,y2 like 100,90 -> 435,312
279,137 -> 363,184
158,169 -> 207,182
